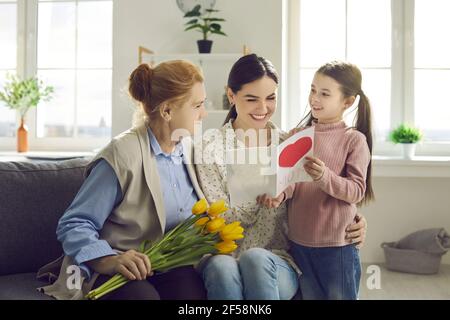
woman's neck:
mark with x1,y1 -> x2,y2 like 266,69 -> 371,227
232,119 -> 271,147
148,121 -> 177,154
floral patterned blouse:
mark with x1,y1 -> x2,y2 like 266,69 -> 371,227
195,120 -> 300,274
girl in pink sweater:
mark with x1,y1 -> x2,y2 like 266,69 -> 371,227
260,61 -> 374,299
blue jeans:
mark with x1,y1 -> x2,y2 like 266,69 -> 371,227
202,248 -> 299,300
289,242 -> 361,300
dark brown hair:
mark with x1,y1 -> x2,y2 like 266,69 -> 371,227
223,54 -> 279,125
129,60 -> 204,126
298,61 -> 374,205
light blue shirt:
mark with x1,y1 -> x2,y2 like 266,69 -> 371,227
56,128 -> 198,279
147,128 -> 198,233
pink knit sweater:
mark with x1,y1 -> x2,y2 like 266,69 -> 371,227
285,120 -> 371,247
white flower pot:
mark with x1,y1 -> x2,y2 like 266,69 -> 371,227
402,143 -> 416,159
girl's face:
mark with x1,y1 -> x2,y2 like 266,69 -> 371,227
309,73 -> 353,124
169,81 -> 207,136
229,76 -> 278,130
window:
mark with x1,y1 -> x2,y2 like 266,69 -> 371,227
414,0 -> 450,142
0,0 -> 112,151
291,0 -> 391,139
37,0 -> 112,140
284,0 -> 450,156
0,0 -> 17,138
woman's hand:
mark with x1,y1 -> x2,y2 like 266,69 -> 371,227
345,213 -> 367,249
304,156 -> 325,181
86,249 -> 153,280
256,192 -> 285,209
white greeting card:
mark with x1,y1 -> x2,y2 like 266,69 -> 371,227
226,127 -> 315,207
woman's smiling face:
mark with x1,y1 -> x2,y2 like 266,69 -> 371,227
229,76 -> 278,130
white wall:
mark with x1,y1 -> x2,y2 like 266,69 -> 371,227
112,0 -> 283,136
112,0 -> 450,265
361,177 -> 450,265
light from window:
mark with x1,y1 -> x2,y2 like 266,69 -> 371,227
414,0 -> 450,141
0,0 -> 17,137
298,0 -> 391,141
299,0 -> 346,67
415,0 -> 450,69
37,0 -> 112,139
347,0 -> 391,67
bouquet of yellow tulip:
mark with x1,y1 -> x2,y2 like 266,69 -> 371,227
86,199 -> 244,300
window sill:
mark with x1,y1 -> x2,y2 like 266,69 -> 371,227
372,155 -> 450,178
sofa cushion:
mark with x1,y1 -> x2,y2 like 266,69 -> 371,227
0,158 -> 90,275
0,273 -> 54,300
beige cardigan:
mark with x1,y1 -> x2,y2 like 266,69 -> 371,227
37,124 -> 204,300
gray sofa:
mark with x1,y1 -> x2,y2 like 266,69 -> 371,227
0,158 -> 91,300
0,157 -> 302,300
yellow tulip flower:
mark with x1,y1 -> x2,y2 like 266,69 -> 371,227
215,240 -> 238,254
220,223 -> 244,241
207,199 -> 228,217
206,217 -> 226,233
192,198 -> 208,215
220,232 -> 244,241
220,221 -> 242,234
195,217 -> 210,227
220,230 -> 244,241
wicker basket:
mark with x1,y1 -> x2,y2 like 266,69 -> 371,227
381,242 -> 443,274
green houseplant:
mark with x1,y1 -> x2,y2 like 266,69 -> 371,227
389,124 -> 423,159
183,5 -> 227,53
0,73 -> 53,152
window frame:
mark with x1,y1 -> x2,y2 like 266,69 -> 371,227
0,0 -> 19,149
283,0 -> 450,157
0,0 -> 112,152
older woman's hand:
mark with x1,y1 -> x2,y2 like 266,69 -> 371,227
86,249 -> 153,280
345,212 -> 367,249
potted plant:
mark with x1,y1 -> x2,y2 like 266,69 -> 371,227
183,4 -> 227,53
389,124 -> 423,159
0,73 -> 53,152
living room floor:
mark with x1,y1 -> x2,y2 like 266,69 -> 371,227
359,263 -> 450,300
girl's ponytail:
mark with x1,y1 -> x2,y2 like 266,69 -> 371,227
355,90 -> 374,205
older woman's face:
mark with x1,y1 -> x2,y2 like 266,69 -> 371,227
229,76 -> 278,130
169,81 -> 208,137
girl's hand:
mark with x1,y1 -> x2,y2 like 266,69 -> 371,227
345,213 -> 367,249
256,192 -> 286,209
304,156 -> 325,181
86,249 -> 153,280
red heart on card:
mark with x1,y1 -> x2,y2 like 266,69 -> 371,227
278,137 -> 312,168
